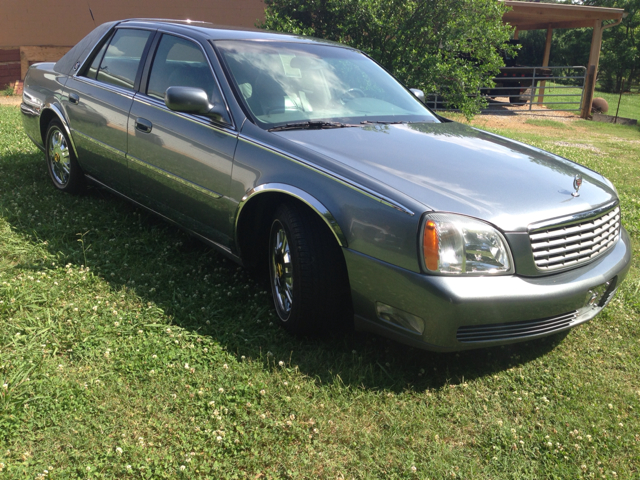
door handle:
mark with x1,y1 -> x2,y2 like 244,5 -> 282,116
135,117 -> 152,133
69,93 -> 79,104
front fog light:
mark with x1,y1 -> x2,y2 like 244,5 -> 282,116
422,213 -> 513,275
376,302 -> 425,334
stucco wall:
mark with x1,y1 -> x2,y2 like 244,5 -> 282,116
0,0 -> 265,87
0,0 -> 266,48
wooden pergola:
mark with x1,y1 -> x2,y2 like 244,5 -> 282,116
501,0 -> 625,118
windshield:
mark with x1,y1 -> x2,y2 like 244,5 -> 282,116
214,40 -> 439,128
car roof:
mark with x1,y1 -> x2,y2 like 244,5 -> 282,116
119,18 -> 347,47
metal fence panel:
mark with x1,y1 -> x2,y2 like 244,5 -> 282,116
426,66 -> 586,114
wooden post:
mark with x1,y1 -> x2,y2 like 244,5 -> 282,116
537,25 -> 553,105
513,27 -> 519,40
581,20 -> 604,118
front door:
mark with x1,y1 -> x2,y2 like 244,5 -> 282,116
127,33 -> 237,248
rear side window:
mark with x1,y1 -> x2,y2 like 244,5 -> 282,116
147,34 -> 222,105
94,29 -> 152,90
85,39 -> 109,80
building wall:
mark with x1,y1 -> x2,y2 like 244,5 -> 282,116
0,0 -> 266,88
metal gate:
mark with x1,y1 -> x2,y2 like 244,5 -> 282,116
426,66 -> 587,114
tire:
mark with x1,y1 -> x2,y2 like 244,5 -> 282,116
268,202 -> 351,335
45,119 -> 85,193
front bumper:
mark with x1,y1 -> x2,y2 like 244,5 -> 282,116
345,226 -> 632,351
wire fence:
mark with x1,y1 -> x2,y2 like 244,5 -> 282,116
426,66 -> 587,114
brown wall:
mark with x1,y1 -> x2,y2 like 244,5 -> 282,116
0,0 -> 266,48
0,49 -> 21,90
0,0 -> 265,87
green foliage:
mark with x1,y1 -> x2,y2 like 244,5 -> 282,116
518,0 -> 640,93
591,0 -> 640,92
0,85 -> 15,97
261,0 -> 515,118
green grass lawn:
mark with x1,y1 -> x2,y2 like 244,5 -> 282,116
532,82 -> 640,120
1,105 -> 639,479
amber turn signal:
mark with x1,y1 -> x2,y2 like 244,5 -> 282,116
423,219 -> 439,271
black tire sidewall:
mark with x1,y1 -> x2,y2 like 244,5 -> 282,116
267,202 -> 351,335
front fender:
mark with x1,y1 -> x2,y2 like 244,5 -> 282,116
236,183 -> 347,248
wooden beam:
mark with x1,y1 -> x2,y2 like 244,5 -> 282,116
581,20 -> 604,118
537,26 -> 553,105
504,9 -> 620,21
513,20 -> 605,31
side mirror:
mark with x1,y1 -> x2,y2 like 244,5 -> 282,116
165,86 -> 229,123
410,88 -> 425,103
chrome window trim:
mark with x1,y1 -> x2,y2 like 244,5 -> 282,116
238,135 -> 416,216
72,76 -> 137,100
74,25 -> 157,86
528,200 -> 619,232
127,155 -> 223,199
146,29 -> 236,130
236,183 -> 347,247
73,24 -> 120,78
133,95 -> 238,138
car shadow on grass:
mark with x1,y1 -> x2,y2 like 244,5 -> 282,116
2,150 -> 569,394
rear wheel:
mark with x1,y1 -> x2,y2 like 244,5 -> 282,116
45,120 -> 84,193
268,202 -> 351,335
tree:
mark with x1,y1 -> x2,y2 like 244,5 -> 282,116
590,0 -> 640,92
517,0 -> 640,93
260,0 -> 515,117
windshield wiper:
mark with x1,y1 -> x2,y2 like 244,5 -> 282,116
360,120 -> 408,125
268,121 -> 359,132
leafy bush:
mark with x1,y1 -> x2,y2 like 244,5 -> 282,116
0,85 -> 15,97
261,0 -> 515,117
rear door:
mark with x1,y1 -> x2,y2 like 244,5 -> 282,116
127,33 -> 238,248
64,27 -> 155,194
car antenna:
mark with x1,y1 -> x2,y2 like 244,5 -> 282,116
87,1 -> 96,27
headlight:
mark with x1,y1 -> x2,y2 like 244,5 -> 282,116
421,213 -> 513,275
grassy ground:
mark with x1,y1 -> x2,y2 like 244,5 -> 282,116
531,82 -> 640,120
0,105 -> 639,479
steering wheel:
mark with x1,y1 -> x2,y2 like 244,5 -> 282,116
266,105 -> 304,115
340,88 -> 366,103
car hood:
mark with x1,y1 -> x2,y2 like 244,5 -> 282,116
275,121 -> 617,231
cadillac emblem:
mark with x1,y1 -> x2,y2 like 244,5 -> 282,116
572,174 -> 583,197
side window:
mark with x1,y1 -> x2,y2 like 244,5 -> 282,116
147,34 -> 222,106
84,37 -> 110,80
95,29 -> 152,90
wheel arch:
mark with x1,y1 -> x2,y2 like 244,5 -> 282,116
235,184 -> 347,271
39,104 -> 78,157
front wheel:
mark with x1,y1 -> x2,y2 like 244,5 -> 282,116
45,120 -> 85,193
268,202 -> 351,335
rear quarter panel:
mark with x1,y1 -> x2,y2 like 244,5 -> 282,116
21,63 -> 70,149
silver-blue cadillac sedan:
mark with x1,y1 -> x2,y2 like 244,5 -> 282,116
20,19 -> 631,351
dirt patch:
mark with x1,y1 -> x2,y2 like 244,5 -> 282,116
465,113 -> 578,132
0,96 -> 21,106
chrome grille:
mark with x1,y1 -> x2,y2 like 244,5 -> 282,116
457,311 -> 577,343
529,206 -> 620,271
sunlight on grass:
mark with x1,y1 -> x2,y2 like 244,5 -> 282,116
539,82 -> 640,120
0,105 -> 639,478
